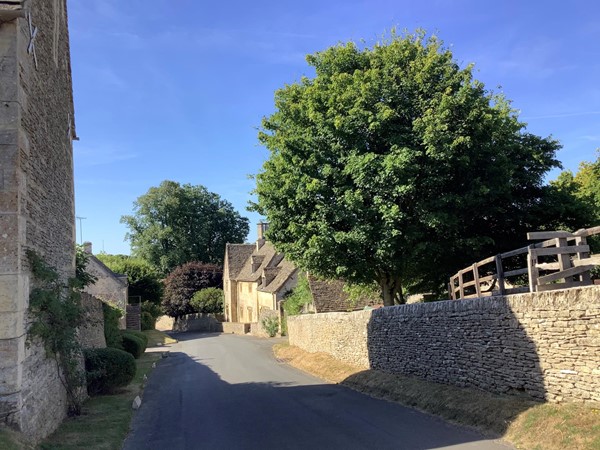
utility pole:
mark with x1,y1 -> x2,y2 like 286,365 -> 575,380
76,216 -> 86,244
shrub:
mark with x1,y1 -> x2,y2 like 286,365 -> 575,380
84,348 -> 136,395
190,288 -> 224,314
141,312 -> 155,331
162,262 -> 223,318
123,329 -> 148,349
261,315 -> 279,337
121,332 -> 145,359
141,300 -> 163,321
283,273 -> 313,316
102,302 -> 123,349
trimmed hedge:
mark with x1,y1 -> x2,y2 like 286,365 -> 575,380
121,333 -> 145,359
84,348 -> 136,395
123,329 -> 149,349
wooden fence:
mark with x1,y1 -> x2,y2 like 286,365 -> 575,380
449,226 -> 600,299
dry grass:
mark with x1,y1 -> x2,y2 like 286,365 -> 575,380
273,343 -> 359,383
143,329 -> 177,346
274,343 -> 600,450
505,403 -> 600,450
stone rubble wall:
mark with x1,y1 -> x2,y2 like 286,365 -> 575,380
79,293 -> 106,349
287,286 -> 600,403
0,0 -> 77,441
172,313 -> 223,333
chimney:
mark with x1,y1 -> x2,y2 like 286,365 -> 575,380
83,241 -> 92,254
256,222 -> 269,250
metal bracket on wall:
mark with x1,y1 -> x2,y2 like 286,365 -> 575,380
27,11 -> 38,69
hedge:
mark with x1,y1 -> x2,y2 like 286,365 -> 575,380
84,348 -> 136,395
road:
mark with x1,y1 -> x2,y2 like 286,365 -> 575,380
124,333 -> 512,450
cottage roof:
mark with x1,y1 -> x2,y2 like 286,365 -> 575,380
234,242 -> 297,294
225,243 -> 255,279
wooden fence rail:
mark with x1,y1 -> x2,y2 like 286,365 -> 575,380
449,226 -> 600,300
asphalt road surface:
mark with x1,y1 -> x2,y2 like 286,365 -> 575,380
124,333 -> 513,450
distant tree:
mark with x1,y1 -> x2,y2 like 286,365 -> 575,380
96,254 -> 163,304
553,150 -> 600,224
121,181 -> 249,275
190,288 -> 224,314
162,262 -> 223,318
253,31 -> 582,306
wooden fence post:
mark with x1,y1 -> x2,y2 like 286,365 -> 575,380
527,244 -> 539,293
495,254 -> 506,296
473,263 -> 481,297
556,237 -> 573,282
458,270 -> 465,299
575,236 -> 591,283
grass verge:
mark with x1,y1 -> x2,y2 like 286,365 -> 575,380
0,427 -> 32,450
144,329 -> 177,346
274,343 -> 600,450
39,352 -> 162,450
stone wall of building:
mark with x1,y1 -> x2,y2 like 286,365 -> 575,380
79,293 -> 106,350
287,286 -> 600,403
0,0 -> 77,441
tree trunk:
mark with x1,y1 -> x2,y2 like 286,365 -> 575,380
379,273 -> 404,307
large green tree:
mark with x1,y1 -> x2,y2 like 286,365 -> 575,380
253,31 -> 581,306
553,150 -> 600,224
122,181 -> 249,275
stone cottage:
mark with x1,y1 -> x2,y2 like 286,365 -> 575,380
223,223 -> 298,323
0,0 -> 78,441
82,242 -> 128,329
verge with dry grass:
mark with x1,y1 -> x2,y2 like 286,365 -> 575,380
273,343 -> 600,450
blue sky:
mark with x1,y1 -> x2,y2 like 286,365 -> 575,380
68,0 -> 600,255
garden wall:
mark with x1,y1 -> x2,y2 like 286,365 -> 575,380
287,286 -> 600,403
173,314 -> 223,333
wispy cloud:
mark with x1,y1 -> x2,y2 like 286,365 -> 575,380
74,145 -> 138,167
521,111 -> 600,120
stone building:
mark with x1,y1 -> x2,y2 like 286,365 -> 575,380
223,223 -> 298,323
82,242 -> 128,329
0,0 -> 77,441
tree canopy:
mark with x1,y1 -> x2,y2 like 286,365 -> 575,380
553,150 -> 600,224
122,181 -> 249,275
253,31 -> 584,306
162,262 -> 223,318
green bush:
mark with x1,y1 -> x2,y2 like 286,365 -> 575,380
283,273 -> 313,316
83,348 -> 136,395
123,329 -> 148,349
121,332 -> 145,359
190,288 -> 224,314
141,312 -> 155,330
102,302 -> 123,349
141,300 -> 162,321
261,315 -> 279,337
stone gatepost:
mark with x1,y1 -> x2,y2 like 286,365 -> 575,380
0,0 -> 77,441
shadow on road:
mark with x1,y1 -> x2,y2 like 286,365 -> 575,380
125,340 -> 510,450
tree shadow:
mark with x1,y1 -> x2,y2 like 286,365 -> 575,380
124,345 -> 511,450
364,297 -> 546,435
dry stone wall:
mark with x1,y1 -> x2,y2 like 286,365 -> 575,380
79,293 -> 106,349
287,286 -> 600,403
